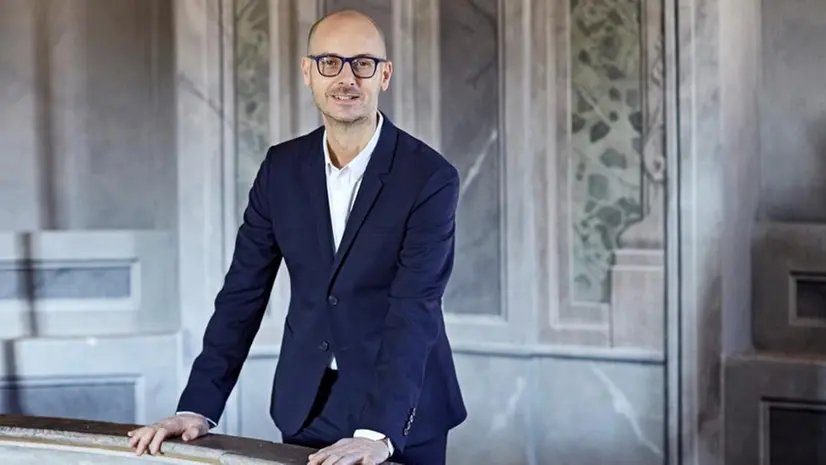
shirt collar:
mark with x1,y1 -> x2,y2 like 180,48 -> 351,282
323,112 -> 384,177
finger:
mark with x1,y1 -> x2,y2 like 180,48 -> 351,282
308,444 -> 337,464
321,452 -> 345,465
307,452 -> 325,465
331,452 -> 362,465
126,429 -> 142,448
148,428 -> 169,455
308,448 -> 334,465
309,438 -> 347,459
134,430 -> 155,456
182,425 -> 201,441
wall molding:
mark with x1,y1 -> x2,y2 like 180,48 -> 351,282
248,340 -> 664,364
724,354 -> 826,465
0,231 -> 176,338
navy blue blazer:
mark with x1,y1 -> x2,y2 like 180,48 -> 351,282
177,115 -> 467,452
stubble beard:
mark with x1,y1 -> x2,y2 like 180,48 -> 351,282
316,96 -> 372,129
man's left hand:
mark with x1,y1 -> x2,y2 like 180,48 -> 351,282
307,437 -> 391,465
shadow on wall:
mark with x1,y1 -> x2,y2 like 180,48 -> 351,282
1,234 -> 41,416
1,0 -> 54,416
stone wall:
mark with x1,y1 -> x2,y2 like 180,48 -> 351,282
0,1 -> 681,464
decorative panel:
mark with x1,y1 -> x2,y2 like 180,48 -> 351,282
235,0 -> 271,222
725,354 -> 826,465
439,0 -> 502,316
767,402 -> 826,465
0,379 -> 136,424
793,272 -> 826,321
568,0 -> 645,305
545,0 -> 665,349
0,267 -> 131,300
0,334 -> 180,426
0,231 -> 177,338
753,223 -> 826,354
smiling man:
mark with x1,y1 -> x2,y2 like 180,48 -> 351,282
126,9 -> 466,465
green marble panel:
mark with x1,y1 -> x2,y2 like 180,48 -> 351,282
570,0 -> 645,303
234,0 -> 270,221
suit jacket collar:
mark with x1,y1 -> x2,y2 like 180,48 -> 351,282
300,111 -> 399,286
303,111 -> 398,175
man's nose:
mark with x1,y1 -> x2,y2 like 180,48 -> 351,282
336,62 -> 358,84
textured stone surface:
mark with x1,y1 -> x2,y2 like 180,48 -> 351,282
0,415 -> 366,465
0,0 -> 177,230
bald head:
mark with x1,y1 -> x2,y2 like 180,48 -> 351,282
301,9 -> 393,127
307,10 -> 387,58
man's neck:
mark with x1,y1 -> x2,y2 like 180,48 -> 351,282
325,112 -> 378,168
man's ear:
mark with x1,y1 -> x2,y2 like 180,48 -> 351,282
380,61 -> 393,91
301,57 -> 312,88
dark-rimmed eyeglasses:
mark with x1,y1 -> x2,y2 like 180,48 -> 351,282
307,54 -> 387,79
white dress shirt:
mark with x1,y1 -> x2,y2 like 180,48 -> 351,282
179,113 -> 392,454
322,113 -> 394,453
324,112 -> 383,370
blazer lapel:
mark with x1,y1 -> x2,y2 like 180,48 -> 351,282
329,173 -> 384,277
300,133 -> 335,266
328,116 -> 399,283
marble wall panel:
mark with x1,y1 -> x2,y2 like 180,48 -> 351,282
438,0 -> 502,316
0,0 -> 41,230
0,382 -> 136,424
0,267 -> 131,300
760,0 -> 826,221
234,0 -> 271,222
547,0 -> 666,349
533,357 -> 665,465
81,0 -> 176,230
446,353 -> 533,465
0,0 -> 177,230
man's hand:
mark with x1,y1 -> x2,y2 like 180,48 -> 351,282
126,413 -> 209,456
307,437 -> 391,465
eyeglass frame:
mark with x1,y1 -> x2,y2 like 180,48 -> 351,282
306,53 -> 388,79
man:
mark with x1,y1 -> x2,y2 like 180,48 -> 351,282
127,9 -> 466,465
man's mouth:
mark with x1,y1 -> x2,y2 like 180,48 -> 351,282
331,94 -> 359,101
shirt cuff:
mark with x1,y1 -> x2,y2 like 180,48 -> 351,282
176,411 -> 218,428
353,428 -> 394,456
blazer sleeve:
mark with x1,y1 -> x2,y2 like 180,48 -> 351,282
176,148 -> 283,425
356,164 -> 459,451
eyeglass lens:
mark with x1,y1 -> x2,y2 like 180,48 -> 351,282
317,56 -> 377,78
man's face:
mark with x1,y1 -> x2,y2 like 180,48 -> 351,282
301,16 -> 392,125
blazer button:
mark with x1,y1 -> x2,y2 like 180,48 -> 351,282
327,295 -> 339,306
319,341 -> 330,351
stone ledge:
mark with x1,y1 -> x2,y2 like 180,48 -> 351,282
0,415 -> 399,464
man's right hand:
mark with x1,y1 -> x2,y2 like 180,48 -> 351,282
126,413 -> 210,456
